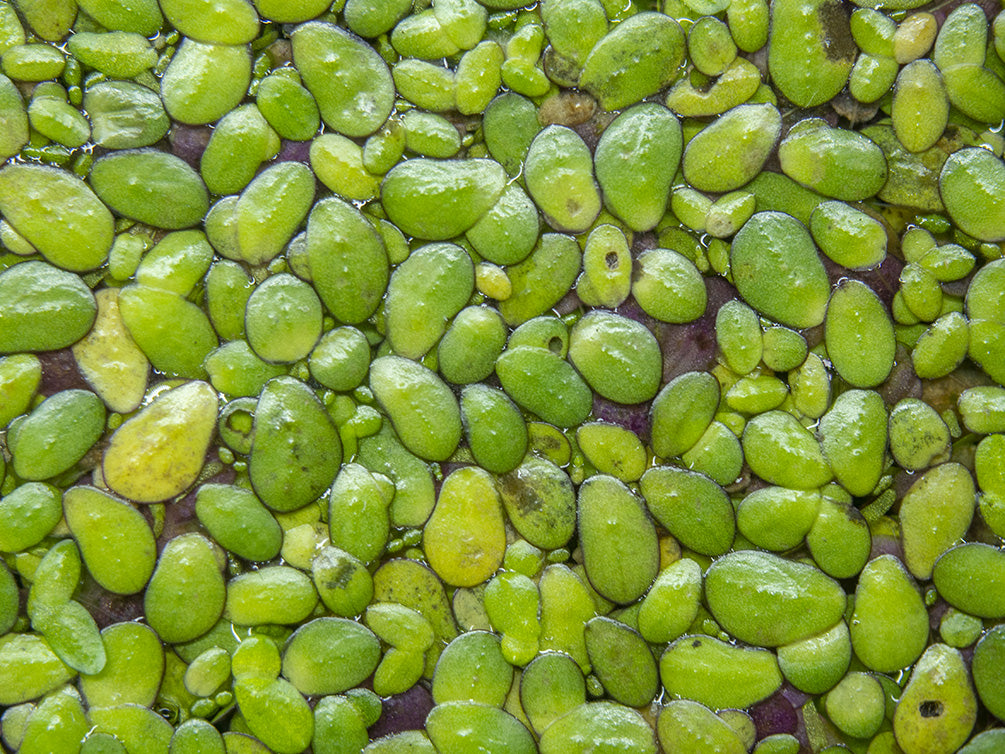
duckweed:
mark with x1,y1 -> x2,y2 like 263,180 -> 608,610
2,1 -> 1005,752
